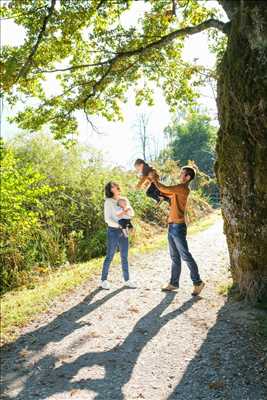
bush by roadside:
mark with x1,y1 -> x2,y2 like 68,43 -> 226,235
0,134 -> 212,293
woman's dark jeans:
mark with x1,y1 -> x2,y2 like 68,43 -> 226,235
168,223 -> 201,287
101,227 -> 129,281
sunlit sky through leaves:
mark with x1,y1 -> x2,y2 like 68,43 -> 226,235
1,1 -> 225,168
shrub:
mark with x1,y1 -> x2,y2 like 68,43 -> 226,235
0,134 -> 212,293
0,146 -> 54,290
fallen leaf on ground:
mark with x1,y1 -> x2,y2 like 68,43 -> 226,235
137,393 -> 145,399
70,389 -> 81,397
208,380 -> 225,390
88,331 -> 101,338
128,306 -> 139,313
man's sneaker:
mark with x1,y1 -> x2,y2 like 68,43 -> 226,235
125,280 -> 136,288
192,281 -> 205,296
100,280 -> 110,290
161,283 -> 178,292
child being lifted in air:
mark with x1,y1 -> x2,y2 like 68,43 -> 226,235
134,159 -> 170,204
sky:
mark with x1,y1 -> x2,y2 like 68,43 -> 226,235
1,1 -> 225,168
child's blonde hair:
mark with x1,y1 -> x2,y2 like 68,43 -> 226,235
117,197 -> 127,207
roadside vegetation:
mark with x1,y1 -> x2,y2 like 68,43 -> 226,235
1,133 -> 213,295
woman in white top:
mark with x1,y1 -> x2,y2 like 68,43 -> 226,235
100,181 -> 135,290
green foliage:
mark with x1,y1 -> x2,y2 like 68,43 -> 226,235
0,134 -> 160,292
1,0 -> 225,138
127,189 -> 168,226
0,145 -> 54,290
162,111 -> 217,176
208,26 -> 228,66
1,133 -> 212,294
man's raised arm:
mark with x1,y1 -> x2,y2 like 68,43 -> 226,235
149,171 -> 179,195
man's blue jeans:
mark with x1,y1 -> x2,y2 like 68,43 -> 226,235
101,227 -> 129,281
168,223 -> 201,287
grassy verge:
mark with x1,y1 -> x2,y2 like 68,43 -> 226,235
187,210 -> 220,236
217,281 -> 234,297
1,211 -> 220,345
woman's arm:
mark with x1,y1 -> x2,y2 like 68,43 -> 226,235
125,198 -> 134,217
104,200 -> 120,227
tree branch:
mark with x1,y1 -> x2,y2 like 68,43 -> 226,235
32,17 -> 227,76
13,15 -> 228,125
172,0 -> 177,16
83,63 -> 114,106
83,111 -> 104,135
81,18 -> 227,111
96,0 -> 106,10
0,6 -> 47,21
89,18 -> 227,77
15,0 -> 56,82
118,18 -> 227,58
35,60 -> 111,74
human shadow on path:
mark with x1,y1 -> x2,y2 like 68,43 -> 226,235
4,293 -> 199,400
1,287 -> 127,395
167,300 -> 267,400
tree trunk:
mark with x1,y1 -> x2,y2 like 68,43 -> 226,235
216,1 -> 267,301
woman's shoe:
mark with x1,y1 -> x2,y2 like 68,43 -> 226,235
125,280 -> 136,288
100,280 -> 110,290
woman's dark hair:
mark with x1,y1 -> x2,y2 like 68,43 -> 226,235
105,181 -> 120,198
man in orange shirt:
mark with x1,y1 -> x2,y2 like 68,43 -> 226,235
150,166 -> 205,296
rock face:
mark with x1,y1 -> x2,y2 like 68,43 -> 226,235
216,1 -> 267,300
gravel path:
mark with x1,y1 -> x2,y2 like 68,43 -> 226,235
1,219 -> 267,400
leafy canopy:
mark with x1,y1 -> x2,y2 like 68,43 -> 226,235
1,0 -> 227,139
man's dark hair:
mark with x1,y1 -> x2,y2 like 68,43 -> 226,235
105,181 -> 120,198
182,166 -> 196,181
134,158 -> 145,166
